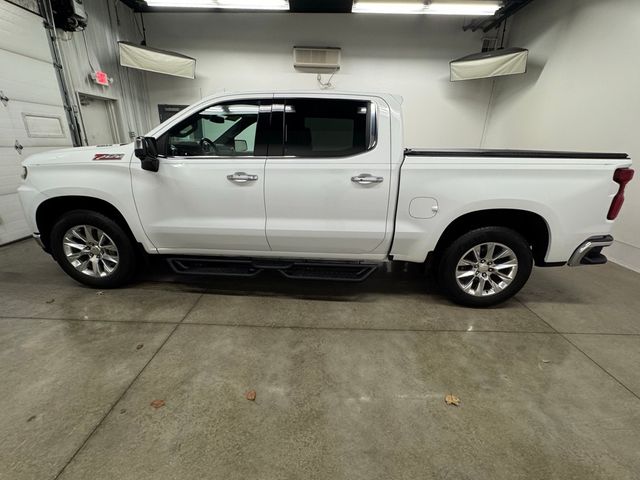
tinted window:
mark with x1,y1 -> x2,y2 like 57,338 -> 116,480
163,101 -> 260,157
283,99 -> 372,157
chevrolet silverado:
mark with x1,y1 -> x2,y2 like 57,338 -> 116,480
18,91 -> 634,307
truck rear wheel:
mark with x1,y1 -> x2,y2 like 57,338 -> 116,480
50,210 -> 137,288
437,227 -> 533,307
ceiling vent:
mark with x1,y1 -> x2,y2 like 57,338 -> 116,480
293,47 -> 341,71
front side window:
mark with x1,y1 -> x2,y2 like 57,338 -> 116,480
283,99 -> 373,157
163,101 -> 260,157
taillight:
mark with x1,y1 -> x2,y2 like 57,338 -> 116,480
607,168 -> 634,220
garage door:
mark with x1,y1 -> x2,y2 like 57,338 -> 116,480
0,0 -> 72,245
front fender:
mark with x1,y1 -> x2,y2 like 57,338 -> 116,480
25,162 -> 156,253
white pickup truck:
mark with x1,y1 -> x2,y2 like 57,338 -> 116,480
18,91 -> 634,307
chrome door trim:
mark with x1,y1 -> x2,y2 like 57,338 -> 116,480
164,155 -> 264,160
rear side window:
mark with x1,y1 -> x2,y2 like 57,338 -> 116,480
283,99 -> 373,157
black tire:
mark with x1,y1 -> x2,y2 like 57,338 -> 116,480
50,210 -> 137,288
437,227 -> 533,308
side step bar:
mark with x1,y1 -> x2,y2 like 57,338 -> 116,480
167,257 -> 380,282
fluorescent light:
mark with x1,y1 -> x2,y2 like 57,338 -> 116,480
145,0 -> 215,7
352,1 -> 501,15
352,2 -> 427,14
145,0 -> 289,9
217,0 -> 289,9
428,1 -> 500,15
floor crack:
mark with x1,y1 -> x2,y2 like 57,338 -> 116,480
51,293 -> 204,480
515,297 -> 640,402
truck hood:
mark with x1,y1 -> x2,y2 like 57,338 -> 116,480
22,143 -> 134,166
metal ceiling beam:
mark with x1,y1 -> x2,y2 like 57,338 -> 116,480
119,0 -> 352,13
463,0 -> 535,32
119,0 -> 530,22
289,0 -> 352,13
119,0 -> 147,12
117,0 -> 288,13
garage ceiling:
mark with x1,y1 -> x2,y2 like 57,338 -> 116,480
119,0 -> 533,31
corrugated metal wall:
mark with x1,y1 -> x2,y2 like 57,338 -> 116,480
57,0 -> 153,144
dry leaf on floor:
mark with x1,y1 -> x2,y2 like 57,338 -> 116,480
245,390 -> 257,401
150,399 -> 165,409
445,394 -> 460,406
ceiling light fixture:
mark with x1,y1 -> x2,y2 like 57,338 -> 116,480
428,1 -> 501,15
119,42 -> 197,78
145,0 -> 215,7
450,47 -> 528,81
352,2 -> 428,14
217,0 -> 289,9
352,1 -> 501,16
145,0 -> 289,10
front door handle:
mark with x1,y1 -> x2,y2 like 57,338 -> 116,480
351,173 -> 383,185
227,172 -> 258,183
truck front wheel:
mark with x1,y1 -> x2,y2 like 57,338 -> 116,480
437,227 -> 533,307
50,210 -> 137,288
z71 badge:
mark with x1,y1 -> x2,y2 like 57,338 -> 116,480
93,153 -> 124,160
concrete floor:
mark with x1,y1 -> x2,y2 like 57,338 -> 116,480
1,239 -> 640,480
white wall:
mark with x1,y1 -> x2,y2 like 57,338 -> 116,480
57,0 -> 152,143
483,0 -> 640,271
143,12 -> 492,147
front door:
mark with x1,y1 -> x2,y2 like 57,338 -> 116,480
265,97 -> 391,255
132,99 -> 271,253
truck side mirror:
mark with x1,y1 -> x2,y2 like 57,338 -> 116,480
134,136 -> 160,172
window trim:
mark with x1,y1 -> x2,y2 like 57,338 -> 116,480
368,101 -> 378,151
271,98 -> 378,160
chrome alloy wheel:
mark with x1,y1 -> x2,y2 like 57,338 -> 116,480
62,225 -> 119,278
455,242 -> 518,297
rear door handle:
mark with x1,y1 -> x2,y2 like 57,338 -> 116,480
227,172 -> 258,183
351,173 -> 383,185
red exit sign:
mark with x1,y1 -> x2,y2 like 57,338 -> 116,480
93,71 -> 109,86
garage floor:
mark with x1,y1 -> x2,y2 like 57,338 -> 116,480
1,239 -> 640,480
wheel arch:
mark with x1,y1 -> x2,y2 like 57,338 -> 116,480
35,196 -> 140,251
433,208 -> 552,267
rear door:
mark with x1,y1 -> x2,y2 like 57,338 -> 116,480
265,96 -> 391,255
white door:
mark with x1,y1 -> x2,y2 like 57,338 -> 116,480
79,94 -> 118,145
132,100 -> 271,253
265,97 -> 391,255
0,0 -> 72,245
